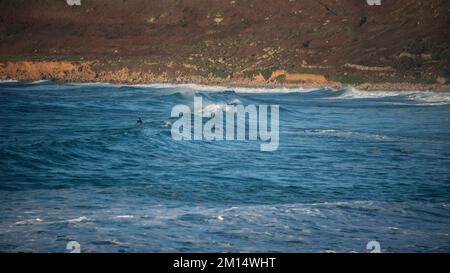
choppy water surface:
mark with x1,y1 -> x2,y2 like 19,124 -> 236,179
0,81 -> 449,252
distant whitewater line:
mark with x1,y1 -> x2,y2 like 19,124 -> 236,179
0,79 -> 18,83
66,81 -> 450,95
2,80 -> 450,105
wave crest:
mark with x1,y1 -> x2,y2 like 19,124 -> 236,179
334,87 -> 450,105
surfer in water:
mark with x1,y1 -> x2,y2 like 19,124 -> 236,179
137,117 -> 143,125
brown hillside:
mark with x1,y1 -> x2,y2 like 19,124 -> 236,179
0,0 -> 449,85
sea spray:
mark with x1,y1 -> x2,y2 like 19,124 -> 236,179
170,96 -> 279,151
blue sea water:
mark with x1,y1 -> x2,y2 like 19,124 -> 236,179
0,81 -> 449,253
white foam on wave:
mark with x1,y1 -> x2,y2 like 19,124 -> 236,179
334,87 -> 409,99
30,80 -> 51,84
115,215 -> 135,219
116,83 -> 450,104
201,103 -> 235,114
405,92 -> 450,105
67,216 -> 91,223
0,79 -> 19,83
68,82 -> 123,87
193,99 -> 243,116
14,218 -> 43,225
228,98 -> 241,105
14,216 -> 93,226
290,129 -> 394,141
11,81 -> 450,105
335,87 -> 450,105
132,83 -> 318,93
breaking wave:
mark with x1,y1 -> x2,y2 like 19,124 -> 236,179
333,87 -> 450,105
1,81 -> 450,252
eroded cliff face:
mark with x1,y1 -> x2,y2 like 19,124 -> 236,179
2,60 -> 450,91
0,61 -> 159,83
0,60 -> 336,86
1,61 -> 92,81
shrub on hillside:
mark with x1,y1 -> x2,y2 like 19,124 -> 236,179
405,39 -> 430,55
394,56 -> 421,71
438,62 -> 450,78
207,67 -> 229,78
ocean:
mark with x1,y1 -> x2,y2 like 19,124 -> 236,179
0,81 -> 449,252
